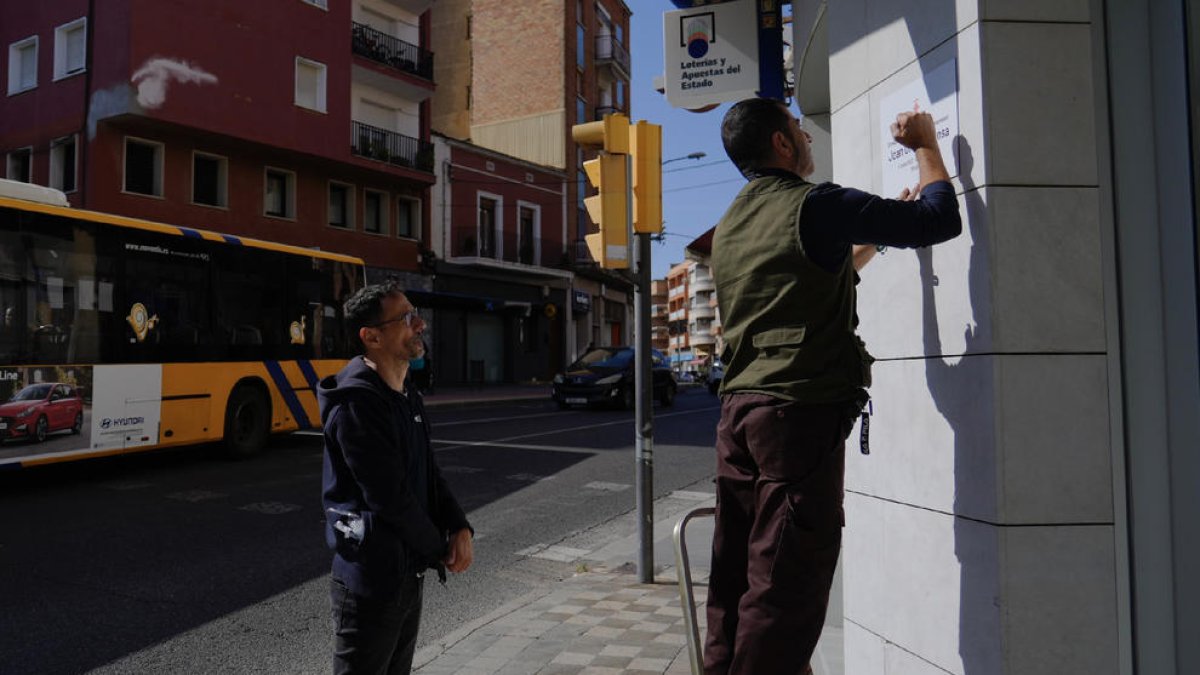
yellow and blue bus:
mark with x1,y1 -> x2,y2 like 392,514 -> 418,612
0,179 -> 364,469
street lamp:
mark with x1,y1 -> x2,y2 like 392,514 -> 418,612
662,151 -> 706,166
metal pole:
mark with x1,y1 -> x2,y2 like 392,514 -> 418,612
635,230 -> 654,583
632,159 -> 654,584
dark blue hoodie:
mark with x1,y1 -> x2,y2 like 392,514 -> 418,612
318,356 -> 470,598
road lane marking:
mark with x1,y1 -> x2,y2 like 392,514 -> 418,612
430,405 -> 719,453
432,410 -> 587,427
584,481 -> 631,492
431,440 -> 597,455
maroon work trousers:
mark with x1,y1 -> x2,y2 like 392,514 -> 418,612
703,394 -> 851,675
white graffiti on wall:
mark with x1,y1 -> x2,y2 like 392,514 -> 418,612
131,58 -> 218,110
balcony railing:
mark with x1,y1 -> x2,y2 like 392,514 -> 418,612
451,227 -> 553,266
352,121 -> 434,172
352,22 -> 434,81
594,34 -> 631,78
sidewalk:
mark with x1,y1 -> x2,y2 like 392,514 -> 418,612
412,491 -> 844,675
413,496 -> 716,675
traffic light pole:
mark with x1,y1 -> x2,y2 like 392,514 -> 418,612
635,240 -> 654,584
631,157 -> 654,584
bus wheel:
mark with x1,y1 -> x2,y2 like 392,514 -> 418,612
223,385 -> 270,458
34,416 -> 48,442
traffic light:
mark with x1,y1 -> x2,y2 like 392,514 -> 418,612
581,154 -> 629,269
630,121 -> 662,234
573,114 -> 630,269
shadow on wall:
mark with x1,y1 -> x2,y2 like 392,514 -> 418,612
919,136 -> 1001,674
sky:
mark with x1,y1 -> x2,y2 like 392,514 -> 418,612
629,4 -> 748,280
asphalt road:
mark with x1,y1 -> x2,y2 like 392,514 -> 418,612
0,386 -> 720,674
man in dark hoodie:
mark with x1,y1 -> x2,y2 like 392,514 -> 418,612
319,281 -> 473,675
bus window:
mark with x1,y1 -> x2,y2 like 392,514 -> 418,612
119,230 -> 212,363
214,245 -> 286,361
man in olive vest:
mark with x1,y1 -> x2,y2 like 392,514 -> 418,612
703,98 -> 962,675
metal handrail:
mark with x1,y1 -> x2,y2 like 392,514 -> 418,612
673,505 -> 716,675
351,22 -> 434,80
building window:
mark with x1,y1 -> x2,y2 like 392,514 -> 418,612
577,97 -> 587,123
478,195 -> 500,258
518,203 -> 539,265
616,24 -> 624,45
328,182 -> 353,228
301,0 -> 328,8
397,197 -> 420,239
50,136 -> 78,193
53,18 -> 87,80
577,171 -> 587,212
192,152 -> 227,207
295,57 -> 327,113
264,168 -> 295,218
123,137 -> 164,197
363,189 -> 387,234
576,25 -> 585,68
7,36 -> 38,95
7,148 -> 32,182
616,80 -> 626,109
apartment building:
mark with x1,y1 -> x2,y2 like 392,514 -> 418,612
685,260 -> 716,369
665,260 -> 690,372
650,278 -> 669,353
0,0 -> 438,284
429,0 -> 634,360
424,133 -> 571,383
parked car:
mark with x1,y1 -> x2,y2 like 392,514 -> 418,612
553,346 -> 677,409
0,382 -> 84,443
707,360 -> 725,395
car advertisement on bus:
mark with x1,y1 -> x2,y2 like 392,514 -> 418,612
0,364 -> 162,466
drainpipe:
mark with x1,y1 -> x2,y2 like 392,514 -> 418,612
80,0 -> 96,208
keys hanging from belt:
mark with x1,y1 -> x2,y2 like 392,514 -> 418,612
860,400 -> 872,455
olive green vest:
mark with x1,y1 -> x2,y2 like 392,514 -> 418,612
712,174 -> 872,403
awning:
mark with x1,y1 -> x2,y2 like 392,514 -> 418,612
405,289 -> 502,311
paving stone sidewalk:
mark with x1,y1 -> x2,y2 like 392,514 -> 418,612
413,566 -> 705,675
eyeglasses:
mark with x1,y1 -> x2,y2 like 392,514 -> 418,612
369,310 -> 420,329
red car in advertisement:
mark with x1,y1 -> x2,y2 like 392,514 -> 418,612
0,383 -> 84,443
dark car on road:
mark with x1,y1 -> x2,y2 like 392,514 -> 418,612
553,346 -> 677,409
0,382 -> 84,443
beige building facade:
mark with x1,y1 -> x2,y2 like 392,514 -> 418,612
788,1 -> 1199,673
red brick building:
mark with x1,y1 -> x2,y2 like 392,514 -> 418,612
430,0 -> 634,361
1,0 -> 438,281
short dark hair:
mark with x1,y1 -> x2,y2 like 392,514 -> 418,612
343,281 -> 405,348
720,98 -> 793,176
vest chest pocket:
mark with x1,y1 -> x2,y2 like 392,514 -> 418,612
751,327 -> 807,350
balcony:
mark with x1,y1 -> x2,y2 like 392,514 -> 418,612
689,304 -> 714,319
594,34 -> 631,80
352,121 -> 434,172
451,227 -> 553,267
352,22 -> 434,81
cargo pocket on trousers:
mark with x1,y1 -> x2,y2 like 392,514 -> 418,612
770,485 -> 844,595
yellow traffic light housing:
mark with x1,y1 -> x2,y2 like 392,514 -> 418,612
581,154 -> 629,269
574,113 -> 632,270
630,121 -> 662,234
572,113 -> 630,154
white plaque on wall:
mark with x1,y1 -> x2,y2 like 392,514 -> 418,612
879,59 -> 959,198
